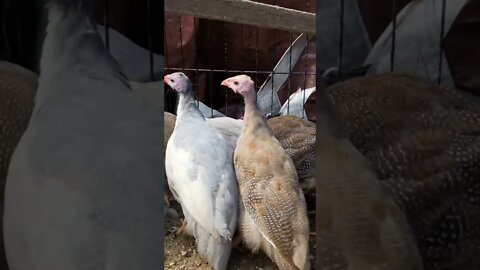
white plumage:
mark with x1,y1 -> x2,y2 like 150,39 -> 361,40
3,1 -> 164,269
279,87 -> 316,118
164,72 -> 238,270
205,117 -> 243,151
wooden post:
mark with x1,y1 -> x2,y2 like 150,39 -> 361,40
165,0 -> 315,35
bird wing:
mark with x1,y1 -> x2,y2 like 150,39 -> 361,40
166,123 -> 237,238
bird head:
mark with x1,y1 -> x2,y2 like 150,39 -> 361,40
221,75 -> 255,101
164,72 -> 191,94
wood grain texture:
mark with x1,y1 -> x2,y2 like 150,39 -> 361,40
165,0 -> 315,34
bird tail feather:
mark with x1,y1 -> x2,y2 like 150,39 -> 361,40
186,216 -> 231,270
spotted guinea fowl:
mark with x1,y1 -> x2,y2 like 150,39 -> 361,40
221,74 -> 310,270
3,1 -> 165,270
323,73 -> 480,270
164,72 -> 238,270
267,116 -> 316,198
0,61 -> 38,270
314,75 -> 424,270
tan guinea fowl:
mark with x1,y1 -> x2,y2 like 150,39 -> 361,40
221,75 -> 310,270
323,73 -> 480,270
0,61 -> 38,270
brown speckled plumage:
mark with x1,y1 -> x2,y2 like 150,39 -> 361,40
0,63 -> 37,200
0,61 -> 38,270
324,73 -> 480,270
267,115 -> 316,195
222,75 -> 309,270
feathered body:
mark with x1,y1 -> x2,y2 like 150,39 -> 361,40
222,75 -> 310,270
0,61 -> 38,270
164,72 -> 238,270
267,116 -> 316,195
3,1 -> 164,269
324,73 -> 480,270
206,117 -> 243,152
204,115 -> 317,197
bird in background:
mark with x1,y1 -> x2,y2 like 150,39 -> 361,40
221,74 -> 310,270
164,72 -> 238,270
323,73 -> 480,270
313,73 -> 423,270
3,0 -> 165,269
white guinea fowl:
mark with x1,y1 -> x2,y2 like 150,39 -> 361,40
164,72 -> 238,270
3,0 -> 164,270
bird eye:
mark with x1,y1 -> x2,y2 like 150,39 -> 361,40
234,81 -> 239,85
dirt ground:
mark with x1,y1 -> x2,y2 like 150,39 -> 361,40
164,198 -> 316,270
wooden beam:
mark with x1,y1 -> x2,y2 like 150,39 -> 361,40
165,0 -> 315,35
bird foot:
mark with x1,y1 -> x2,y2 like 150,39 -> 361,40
176,218 -> 188,235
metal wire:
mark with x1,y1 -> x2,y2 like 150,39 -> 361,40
147,0 -> 154,80
179,16 -> 185,71
15,12 -> 22,61
438,0 -> 447,84
287,32 -> 293,115
103,0 -> 110,50
302,35 -> 309,119
338,0 -> 345,76
390,0 -> 397,72
302,0 -> 311,120
208,21 -> 214,118
193,18 -> 200,107
255,27 -> 259,89
224,22 -> 228,116
164,1 -> 315,118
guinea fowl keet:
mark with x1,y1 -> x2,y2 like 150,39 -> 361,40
221,75 -> 310,270
164,72 -> 238,270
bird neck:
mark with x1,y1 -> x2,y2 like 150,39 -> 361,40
41,1 -> 96,73
176,90 -> 205,121
35,0 -> 127,108
242,96 -> 271,136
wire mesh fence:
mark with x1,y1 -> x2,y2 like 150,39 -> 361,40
163,0 -> 316,119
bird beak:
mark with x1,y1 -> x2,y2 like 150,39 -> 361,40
221,78 -> 230,87
221,78 -> 235,92
164,75 -> 171,84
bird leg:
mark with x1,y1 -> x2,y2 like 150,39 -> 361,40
176,218 -> 188,235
